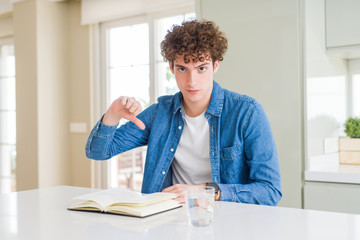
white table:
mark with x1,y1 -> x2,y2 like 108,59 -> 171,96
1,186 -> 359,240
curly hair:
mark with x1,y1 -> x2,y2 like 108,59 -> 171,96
161,19 -> 228,64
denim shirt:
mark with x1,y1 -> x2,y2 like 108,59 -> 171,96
86,81 -> 282,206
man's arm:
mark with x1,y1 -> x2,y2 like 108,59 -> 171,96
85,96 -> 148,160
218,103 -> 282,206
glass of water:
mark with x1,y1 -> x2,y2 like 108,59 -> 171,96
185,186 -> 215,227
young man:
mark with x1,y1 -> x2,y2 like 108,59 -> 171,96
86,20 -> 282,205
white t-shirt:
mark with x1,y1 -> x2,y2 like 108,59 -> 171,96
172,112 -> 212,184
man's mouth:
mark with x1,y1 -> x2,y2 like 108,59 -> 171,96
187,90 -> 200,94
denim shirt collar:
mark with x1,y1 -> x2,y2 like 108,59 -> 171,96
172,80 -> 224,117
172,92 -> 183,115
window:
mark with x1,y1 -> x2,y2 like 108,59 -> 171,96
0,41 -> 16,193
348,59 -> 360,117
100,12 -> 195,190
306,76 -> 347,158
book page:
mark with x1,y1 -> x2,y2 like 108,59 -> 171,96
106,199 -> 181,217
72,188 -> 142,208
69,200 -> 103,211
110,192 -> 177,206
72,188 -> 177,209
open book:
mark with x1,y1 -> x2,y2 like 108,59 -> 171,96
68,188 -> 181,218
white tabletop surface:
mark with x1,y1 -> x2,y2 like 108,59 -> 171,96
1,186 -> 360,240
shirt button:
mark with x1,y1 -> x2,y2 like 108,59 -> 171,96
162,171 -> 166,175
178,126 -> 182,130
170,148 -> 174,152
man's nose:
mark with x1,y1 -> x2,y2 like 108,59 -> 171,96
187,70 -> 196,85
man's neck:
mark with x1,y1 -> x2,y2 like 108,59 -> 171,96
182,99 -> 210,117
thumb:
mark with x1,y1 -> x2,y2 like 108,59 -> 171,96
128,115 -> 146,130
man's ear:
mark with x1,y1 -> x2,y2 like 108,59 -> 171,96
213,60 -> 220,73
169,61 -> 175,74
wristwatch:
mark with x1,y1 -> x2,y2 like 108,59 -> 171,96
206,182 -> 220,200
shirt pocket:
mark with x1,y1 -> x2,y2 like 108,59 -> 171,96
220,144 -> 243,179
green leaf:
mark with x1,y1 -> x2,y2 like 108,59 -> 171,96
344,117 -> 360,138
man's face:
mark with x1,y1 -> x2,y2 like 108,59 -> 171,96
169,54 -> 219,112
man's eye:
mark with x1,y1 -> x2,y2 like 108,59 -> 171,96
178,68 -> 186,72
199,67 -> 207,72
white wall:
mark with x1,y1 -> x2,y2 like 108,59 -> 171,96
37,0 -> 70,187
13,0 -> 91,190
14,0 -> 39,190
68,0 -> 91,187
196,0 -> 303,208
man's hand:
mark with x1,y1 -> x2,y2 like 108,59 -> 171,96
162,184 -> 206,203
102,96 -> 145,130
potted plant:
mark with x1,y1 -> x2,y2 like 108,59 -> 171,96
339,117 -> 360,165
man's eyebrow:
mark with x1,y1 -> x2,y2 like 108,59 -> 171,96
174,64 -> 186,68
196,63 -> 211,67
174,62 -> 211,68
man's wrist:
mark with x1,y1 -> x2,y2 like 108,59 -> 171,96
102,111 -> 121,126
206,182 -> 221,201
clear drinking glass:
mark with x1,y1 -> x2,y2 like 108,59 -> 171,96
185,186 -> 215,227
